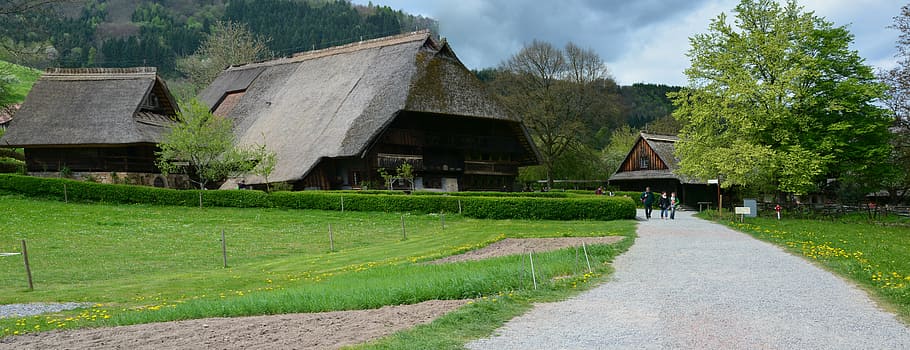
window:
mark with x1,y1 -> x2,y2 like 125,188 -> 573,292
639,148 -> 649,169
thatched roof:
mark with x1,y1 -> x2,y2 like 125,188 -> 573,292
0,104 -> 20,125
200,31 -> 538,185
0,67 -> 177,147
609,132 -> 700,183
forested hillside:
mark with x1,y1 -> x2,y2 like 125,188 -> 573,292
620,84 -> 680,129
0,0 -> 437,77
0,0 -> 680,184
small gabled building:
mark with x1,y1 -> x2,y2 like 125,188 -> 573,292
0,67 -> 184,187
200,31 -> 540,191
608,132 -> 711,206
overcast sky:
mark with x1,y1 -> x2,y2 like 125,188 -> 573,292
352,0 -> 903,86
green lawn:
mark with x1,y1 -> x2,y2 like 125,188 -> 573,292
0,61 -> 41,105
716,214 -> 910,321
0,194 -> 636,342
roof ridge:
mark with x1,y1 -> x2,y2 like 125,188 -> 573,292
641,132 -> 679,142
229,30 -> 433,70
43,67 -> 158,80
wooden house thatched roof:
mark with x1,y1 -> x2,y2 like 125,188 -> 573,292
200,31 -> 539,185
0,67 -> 177,147
609,132 -> 699,183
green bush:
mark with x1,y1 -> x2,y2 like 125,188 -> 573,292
411,191 -> 569,198
0,159 -> 24,173
0,174 -> 636,220
0,148 -> 25,161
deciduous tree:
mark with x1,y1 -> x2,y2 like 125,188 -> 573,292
670,0 -> 892,195
156,99 -> 272,189
879,3 -> 910,204
496,40 -> 617,187
177,21 -> 271,92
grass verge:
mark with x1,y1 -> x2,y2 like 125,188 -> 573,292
703,212 -> 910,322
0,60 -> 41,106
0,194 -> 636,343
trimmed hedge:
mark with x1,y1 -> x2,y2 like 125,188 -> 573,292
0,149 -> 25,161
0,159 -> 24,173
410,190 -> 569,198
0,174 -> 636,221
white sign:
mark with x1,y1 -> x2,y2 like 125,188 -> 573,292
734,207 -> 751,215
708,179 -> 719,184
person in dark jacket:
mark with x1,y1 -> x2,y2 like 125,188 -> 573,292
658,191 -> 670,219
640,187 -> 655,219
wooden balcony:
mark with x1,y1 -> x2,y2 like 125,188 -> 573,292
376,153 -> 424,170
463,161 -> 518,175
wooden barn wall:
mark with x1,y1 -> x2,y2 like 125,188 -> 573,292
25,145 -> 159,173
619,139 -> 667,172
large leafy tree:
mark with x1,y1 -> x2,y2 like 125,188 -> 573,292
670,0 -> 892,195
879,3 -> 910,204
495,40 -> 619,187
156,99 -> 272,190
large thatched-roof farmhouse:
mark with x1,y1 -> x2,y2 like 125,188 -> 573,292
608,132 -> 711,206
200,31 -> 540,191
0,67 -> 185,187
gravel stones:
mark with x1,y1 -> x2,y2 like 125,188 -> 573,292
467,210 -> 910,349
0,303 -> 92,319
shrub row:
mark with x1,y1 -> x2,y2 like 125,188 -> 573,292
0,159 -> 24,174
0,175 -> 636,221
0,149 -> 25,161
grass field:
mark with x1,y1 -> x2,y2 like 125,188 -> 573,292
0,194 -> 636,342
711,213 -> 910,322
0,60 -> 41,106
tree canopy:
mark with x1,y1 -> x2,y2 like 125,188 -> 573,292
156,99 -> 272,190
177,21 -> 271,92
879,3 -> 910,204
492,40 -> 621,187
670,0 -> 892,195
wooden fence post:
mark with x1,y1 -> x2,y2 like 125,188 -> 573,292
329,223 -> 335,252
400,215 -> 407,240
582,242 -> 592,274
221,229 -> 228,268
22,240 -> 33,291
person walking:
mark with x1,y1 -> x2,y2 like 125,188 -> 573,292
658,192 -> 670,219
640,187 -> 655,219
670,192 -> 679,220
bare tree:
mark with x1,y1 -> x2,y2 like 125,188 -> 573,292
177,21 -> 272,92
497,40 -> 615,187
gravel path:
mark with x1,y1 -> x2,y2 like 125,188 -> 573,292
467,209 -> 910,349
0,303 -> 92,319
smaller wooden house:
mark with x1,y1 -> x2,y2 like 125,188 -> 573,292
608,132 -> 711,206
0,67 -> 185,187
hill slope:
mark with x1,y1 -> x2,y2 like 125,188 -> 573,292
0,61 -> 42,106
0,0 -> 437,77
